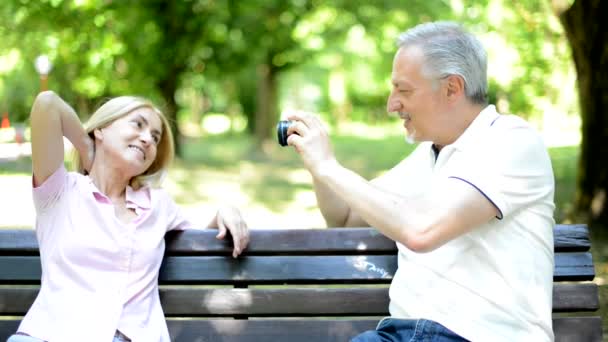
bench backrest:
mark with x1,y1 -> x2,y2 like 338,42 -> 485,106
0,224 -> 601,342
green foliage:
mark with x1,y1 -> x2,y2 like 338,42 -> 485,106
0,0 -> 578,133
459,0 -> 573,118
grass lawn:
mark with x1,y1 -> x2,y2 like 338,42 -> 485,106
175,131 -> 579,226
0,129 -> 581,228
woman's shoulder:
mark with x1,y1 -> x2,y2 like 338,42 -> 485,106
68,170 -> 95,189
144,186 -> 178,207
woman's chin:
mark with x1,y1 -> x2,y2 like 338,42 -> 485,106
122,160 -> 149,178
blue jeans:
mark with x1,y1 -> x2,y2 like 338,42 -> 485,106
351,318 -> 469,342
6,332 -> 130,342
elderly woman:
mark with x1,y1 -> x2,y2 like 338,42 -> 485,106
7,91 -> 249,342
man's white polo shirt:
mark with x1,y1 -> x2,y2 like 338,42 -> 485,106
382,105 -> 555,341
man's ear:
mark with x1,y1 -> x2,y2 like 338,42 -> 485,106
93,128 -> 103,141
445,74 -> 465,101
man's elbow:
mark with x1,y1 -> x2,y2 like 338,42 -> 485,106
398,229 -> 440,253
324,209 -> 359,228
323,215 -> 346,228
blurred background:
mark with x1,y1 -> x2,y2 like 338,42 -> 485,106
0,0 -> 607,336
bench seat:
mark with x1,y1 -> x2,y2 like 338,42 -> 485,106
0,224 -> 601,341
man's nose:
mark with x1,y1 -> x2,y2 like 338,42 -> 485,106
387,98 -> 401,113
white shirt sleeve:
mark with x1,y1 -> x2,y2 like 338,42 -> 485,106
447,125 -> 555,220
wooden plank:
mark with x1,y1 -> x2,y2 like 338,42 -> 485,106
160,284 -> 600,315
0,321 -> 20,341
0,228 -> 396,255
0,284 -> 598,315
160,287 -> 390,316
554,224 -> 591,252
0,224 -> 591,255
553,317 -> 603,342
0,257 -> 41,282
0,230 -> 39,255
158,255 -> 397,284
166,319 -> 379,342
165,228 -> 397,255
166,318 -> 602,342
158,252 -> 596,283
553,283 -> 599,312
0,317 -> 600,341
554,252 -> 595,281
0,255 -> 397,284
0,252 -> 594,283
0,319 -> 377,342
0,287 -> 39,314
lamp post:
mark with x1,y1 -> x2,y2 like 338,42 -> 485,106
34,55 -> 53,92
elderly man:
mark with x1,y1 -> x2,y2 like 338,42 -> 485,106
285,21 -> 555,342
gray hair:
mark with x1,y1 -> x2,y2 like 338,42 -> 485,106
397,21 -> 488,104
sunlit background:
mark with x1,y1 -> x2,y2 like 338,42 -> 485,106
0,0 -> 581,227
2,0 -> 606,334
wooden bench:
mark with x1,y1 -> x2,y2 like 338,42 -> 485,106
0,224 -> 601,341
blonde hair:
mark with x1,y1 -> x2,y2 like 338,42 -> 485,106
73,96 -> 175,189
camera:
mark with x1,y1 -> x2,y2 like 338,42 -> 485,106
276,120 -> 293,147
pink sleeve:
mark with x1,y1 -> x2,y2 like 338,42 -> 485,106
160,191 -> 195,231
168,207 -> 195,231
32,165 -> 69,214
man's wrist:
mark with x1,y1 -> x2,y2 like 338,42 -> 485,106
312,158 -> 341,182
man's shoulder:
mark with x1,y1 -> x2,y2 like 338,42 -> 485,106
481,111 -> 546,150
490,113 -> 533,130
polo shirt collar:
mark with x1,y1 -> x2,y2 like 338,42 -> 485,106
126,184 -> 151,210
84,177 -> 151,210
449,105 -> 500,151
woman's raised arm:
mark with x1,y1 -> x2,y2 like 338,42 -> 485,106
30,91 -> 92,186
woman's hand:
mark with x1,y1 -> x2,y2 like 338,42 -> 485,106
80,134 -> 95,173
214,205 -> 250,258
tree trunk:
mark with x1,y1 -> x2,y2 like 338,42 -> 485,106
557,0 -> 608,222
158,74 -> 181,158
254,63 -> 278,148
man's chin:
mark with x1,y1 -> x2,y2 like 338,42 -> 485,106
404,130 -> 417,144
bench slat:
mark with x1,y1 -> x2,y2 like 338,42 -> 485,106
553,317 -> 603,342
553,224 -> 592,251
0,318 -> 600,342
0,255 -> 397,283
164,318 -> 602,342
553,283 -> 600,312
554,252 -> 596,280
159,255 -> 398,283
0,224 -> 590,255
0,253 -> 594,283
159,284 -> 599,315
0,283 -> 598,315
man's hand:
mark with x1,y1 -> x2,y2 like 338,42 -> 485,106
215,206 -> 250,258
286,111 -> 337,176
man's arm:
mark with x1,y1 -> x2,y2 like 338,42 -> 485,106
313,159 -> 498,252
313,176 -> 367,227
313,157 -> 412,228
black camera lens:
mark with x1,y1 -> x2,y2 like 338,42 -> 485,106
277,120 -> 292,147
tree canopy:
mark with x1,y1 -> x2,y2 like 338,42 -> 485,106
3,0 -> 606,222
